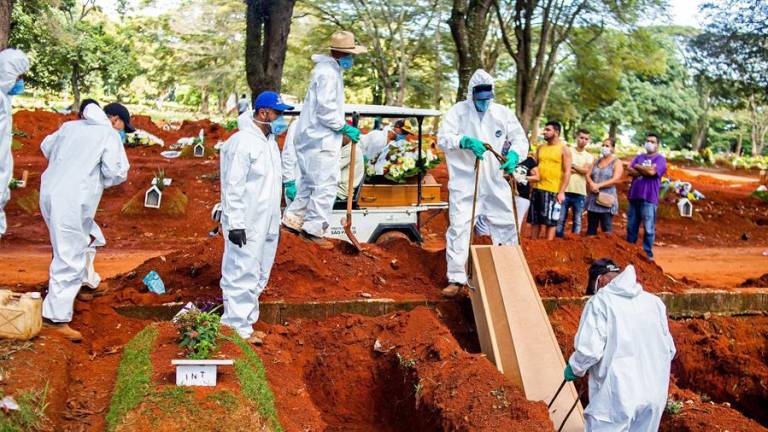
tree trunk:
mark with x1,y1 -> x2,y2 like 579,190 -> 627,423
692,85 -> 710,151
245,0 -> 297,99
0,0 -> 13,51
200,88 -> 209,114
735,131 -> 743,156
70,63 -> 81,112
750,95 -> 759,156
448,0 -> 494,102
608,121 -> 617,143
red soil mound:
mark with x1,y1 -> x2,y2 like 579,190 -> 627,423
256,307 -> 553,431
662,383 -> 768,432
670,315 -> 768,426
109,232 -> 447,304
740,273 -> 768,287
523,234 -> 685,297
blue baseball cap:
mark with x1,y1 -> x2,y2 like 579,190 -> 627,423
253,91 -> 294,112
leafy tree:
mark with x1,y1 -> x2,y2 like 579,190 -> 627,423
10,0 -> 141,109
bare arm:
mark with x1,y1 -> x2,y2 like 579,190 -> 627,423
558,146 -> 572,200
635,164 -> 658,177
528,166 -> 540,183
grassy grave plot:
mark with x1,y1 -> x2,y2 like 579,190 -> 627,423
106,322 -> 282,432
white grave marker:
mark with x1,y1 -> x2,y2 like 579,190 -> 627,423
172,359 -> 233,387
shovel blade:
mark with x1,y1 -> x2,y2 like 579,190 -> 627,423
341,217 -> 362,251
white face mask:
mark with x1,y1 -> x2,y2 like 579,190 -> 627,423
644,141 -> 658,153
601,147 -> 612,157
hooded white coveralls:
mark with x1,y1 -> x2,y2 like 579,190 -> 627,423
569,265 -> 676,431
437,70 -> 528,285
219,111 -> 282,338
0,49 -> 30,237
281,120 -> 301,206
283,54 -> 345,237
40,104 -> 129,322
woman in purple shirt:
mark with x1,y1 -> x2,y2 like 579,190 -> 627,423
626,133 -> 666,260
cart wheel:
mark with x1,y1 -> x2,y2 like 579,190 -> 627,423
374,230 -> 411,245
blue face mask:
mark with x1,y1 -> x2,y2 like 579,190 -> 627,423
7,79 -> 24,96
270,116 -> 289,135
395,133 -> 406,141
474,98 -> 491,113
338,55 -> 354,70
118,129 -> 126,143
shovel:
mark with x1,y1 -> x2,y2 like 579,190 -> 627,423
548,377 -> 587,432
465,158 -> 481,291
483,144 -> 522,245
341,112 -> 363,251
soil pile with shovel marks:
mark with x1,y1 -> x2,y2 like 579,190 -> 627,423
255,307 -> 554,431
523,235 -> 686,297
109,232 -> 447,305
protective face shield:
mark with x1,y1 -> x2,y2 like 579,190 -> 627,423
644,141 -> 658,153
472,84 -> 494,113
601,146 -> 613,157
118,129 -> 126,143
338,55 -> 354,70
7,79 -> 24,96
270,115 -> 289,135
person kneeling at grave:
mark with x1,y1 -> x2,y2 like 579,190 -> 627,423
564,259 -> 676,431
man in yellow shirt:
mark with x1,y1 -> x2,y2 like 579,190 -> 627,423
530,121 -> 571,240
557,129 -> 594,237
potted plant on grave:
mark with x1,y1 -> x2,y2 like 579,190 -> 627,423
171,305 -> 233,386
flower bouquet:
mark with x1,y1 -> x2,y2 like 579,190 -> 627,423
367,138 -> 440,183
660,177 -> 705,201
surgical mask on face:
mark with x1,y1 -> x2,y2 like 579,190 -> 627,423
395,133 -> 406,141
474,98 -> 491,112
7,79 -> 24,96
338,55 -> 354,70
644,141 -> 657,153
270,116 -> 289,135
118,129 -> 126,143
601,147 -> 612,157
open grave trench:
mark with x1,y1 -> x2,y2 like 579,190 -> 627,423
90,233 -> 768,432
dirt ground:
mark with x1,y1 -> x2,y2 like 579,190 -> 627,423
2,110 -> 767,431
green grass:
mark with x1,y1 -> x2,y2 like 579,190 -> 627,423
752,190 -> 768,203
206,390 -> 238,412
105,324 -> 158,432
10,140 -> 22,151
229,335 -> 284,432
0,383 -> 50,432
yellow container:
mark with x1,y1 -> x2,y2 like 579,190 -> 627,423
0,290 -> 42,340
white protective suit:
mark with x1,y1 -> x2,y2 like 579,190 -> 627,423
437,70 -> 528,284
0,49 -> 30,236
40,104 -> 129,322
569,265 -> 676,431
219,110 -> 282,338
361,127 -> 390,161
280,120 -> 301,206
283,54 -> 345,237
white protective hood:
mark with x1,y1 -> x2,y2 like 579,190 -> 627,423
466,69 -> 494,101
599,265 -> 642,299
0,49 -> 29,94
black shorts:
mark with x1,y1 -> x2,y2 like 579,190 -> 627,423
529,189 -> 559,226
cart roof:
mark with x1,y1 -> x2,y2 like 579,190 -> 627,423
285,103 -> 441,118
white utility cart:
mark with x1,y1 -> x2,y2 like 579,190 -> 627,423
283,104 -> 447,244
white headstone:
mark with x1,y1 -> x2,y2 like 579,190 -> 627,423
172,359 -> 233,387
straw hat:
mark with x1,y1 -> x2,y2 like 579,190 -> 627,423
330,31 -> 367,55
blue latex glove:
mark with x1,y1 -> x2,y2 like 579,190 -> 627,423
283,181 -> 297,201
564,364 -> 579,382
339,124 -> 361,143
500,152 -> 520,174
459,136 -> 486,160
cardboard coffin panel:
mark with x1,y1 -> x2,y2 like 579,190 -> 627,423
470,245 -> 584,432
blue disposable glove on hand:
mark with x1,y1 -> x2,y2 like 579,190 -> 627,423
459,136 -> 487,160
564,364 -> 579,382
339,124 -> 361,143
283,180 -> 297,201
500,152 -> 520,174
